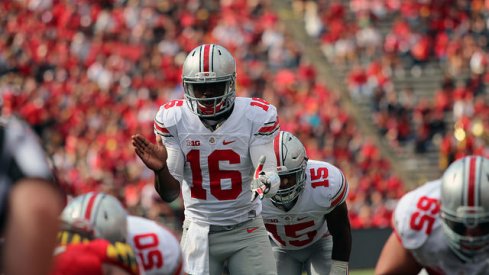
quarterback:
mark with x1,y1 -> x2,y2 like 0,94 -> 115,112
132,44 -> 280,274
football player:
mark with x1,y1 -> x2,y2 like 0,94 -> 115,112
58,192 -> 139,275
61,192 -> 183,275
0,114 -> 62,275
132,43 -> 280,274
262,131 -> 351,275
375,155 -> 489,274
127,215 -> 184,275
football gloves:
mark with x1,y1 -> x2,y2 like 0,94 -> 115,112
251,156 -> 280,201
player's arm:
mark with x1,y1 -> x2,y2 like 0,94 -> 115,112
5,178 -> 62,275
153,135 -> 181,202
326,201 -> 351,262
326,201 -> 351,275
375,233 -> 423,275
132,134 -> 181,202
249,99 -> 281,198
3,116 -> 63,275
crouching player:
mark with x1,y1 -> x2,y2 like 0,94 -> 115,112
58,192 -> 183,275
262,131 -> 351,275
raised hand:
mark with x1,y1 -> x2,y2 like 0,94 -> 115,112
132,134 -> 168,172
251,155 -> 281,201
251,156 -> 267,201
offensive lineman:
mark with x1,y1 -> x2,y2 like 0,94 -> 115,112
132,43 -> 281,274
376,156 -> 489,275
60,192 -> 183,275
57,192 -> 139,275
262,131 -> 351,275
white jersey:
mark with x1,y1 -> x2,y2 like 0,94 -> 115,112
394,180 -> 489,274
262,160 -> 348,250
154,97 -> 279,226
127,216 -> 184,275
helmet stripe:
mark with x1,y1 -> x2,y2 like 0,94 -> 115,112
84,193 -> 98,221
210,44 -> 214,72
202,44 -> 211,72
467,156 -> 477,207
273,132 -> 282,167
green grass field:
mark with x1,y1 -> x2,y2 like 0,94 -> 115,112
301,269 -> 374,275
351,269 -> 374,275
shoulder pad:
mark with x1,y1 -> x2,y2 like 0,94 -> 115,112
393,180 -> 441,250
240,97 -> 279,136
154,100 -> 184,137
308,160 -> 348,209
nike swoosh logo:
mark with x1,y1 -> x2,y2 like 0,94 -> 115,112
246,227 -> 258,233
297,217 -> 308,221
223,140 -> 236,145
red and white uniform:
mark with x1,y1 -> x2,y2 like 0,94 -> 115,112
262,160 -> 348,249
154,97 -> 279,226
127,216 -> 184,275
394,180 -> 489,274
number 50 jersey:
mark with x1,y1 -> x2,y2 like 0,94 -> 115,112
127,216 -> 184,275
393,180 -> 489,274
261,160 -> 348,250
154,97 -> 279,226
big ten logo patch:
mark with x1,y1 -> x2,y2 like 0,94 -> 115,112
186,139 -> 201,147
106,242 -> 140,274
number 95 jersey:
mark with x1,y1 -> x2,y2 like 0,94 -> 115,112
393,180 -> 489,274
154,97 -> 279,226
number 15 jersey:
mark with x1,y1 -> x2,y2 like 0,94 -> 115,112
154,97 -> 279,226
262,160 -> 348,250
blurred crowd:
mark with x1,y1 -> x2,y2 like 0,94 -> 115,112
298,0 -> 489,171
0,0 -> 412,231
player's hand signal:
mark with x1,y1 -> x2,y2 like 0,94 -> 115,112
132,134 -> 168,172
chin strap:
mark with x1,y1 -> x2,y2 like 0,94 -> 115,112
329,260 -> 349,275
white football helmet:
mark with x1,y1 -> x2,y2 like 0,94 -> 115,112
440,156 -> 489,258
182,44 -> 236,118
61,192 -> 128,243
271,131 -> 308,204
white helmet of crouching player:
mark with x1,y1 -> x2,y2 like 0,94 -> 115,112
271,131 -> 308,205
440,156 -> 489,259
61,192 -> 128,243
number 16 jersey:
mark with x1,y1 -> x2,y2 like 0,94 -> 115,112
154,97 -> 280,226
